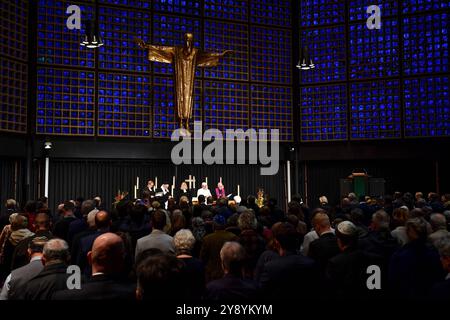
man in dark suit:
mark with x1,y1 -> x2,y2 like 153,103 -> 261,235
175,181 -> 192,203
75,210 -> 111,276
259,222 -> 318,299
326,221 -> 384,299
308,213 -> 339,273
53,201 -> 77,241
205,241 -> 259,300
10,212 -> 53,270
53,233 -> 135,300
0,237 -> 48,300
431,235 -> 450,299
22,238 -> 71,300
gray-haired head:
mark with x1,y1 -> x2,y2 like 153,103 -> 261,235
406,218 -> 428,242
430,213 -> 447,231
174,229 -> 196,253
220,241 -> 245,276
43,238 -> 70,265
436,235 -> 450,258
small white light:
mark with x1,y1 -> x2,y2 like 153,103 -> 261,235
44,141 -> 52,150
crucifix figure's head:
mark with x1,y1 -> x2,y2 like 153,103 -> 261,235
184,33 -> 194,52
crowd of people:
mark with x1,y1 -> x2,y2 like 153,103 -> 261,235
0,188 -> 449,300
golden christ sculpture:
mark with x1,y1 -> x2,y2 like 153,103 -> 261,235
135,33 -> 232,133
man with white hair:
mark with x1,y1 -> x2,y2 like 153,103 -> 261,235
23,238 -> 72,300
197,182 -> 212,198
429,213 -> 449,247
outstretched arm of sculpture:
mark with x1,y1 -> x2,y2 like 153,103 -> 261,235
196,50 -> 233,67
134,37 -> 175,64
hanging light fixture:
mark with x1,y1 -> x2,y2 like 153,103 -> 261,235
296,45 -> 315,70
80,18 -> 103,49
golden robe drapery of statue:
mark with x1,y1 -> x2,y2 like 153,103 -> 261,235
135,33 -> 232,132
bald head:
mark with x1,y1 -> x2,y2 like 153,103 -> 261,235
95,210 -> 111,230
88,233 -> 125,275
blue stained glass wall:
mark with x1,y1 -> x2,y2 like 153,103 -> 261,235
350,80 -> 401,139
300,0 -> 450,141
204,20 -> 248,81
98,72 -> 151,137
154,0 -> 200,15
36,68 -> 95,135
37,0 -> 95,67
404,76 -> 450,138
204,81 -> 249,135
349,19 -> 400,79
99,0 -> 151,9
98,6 -> 151,72
300,84 -> 348,141
403,13 -> 449,75
300,0 -> 344,27
204,0 -> 248,22
0,0 -> 28,134
250,0 -> 291,27
251,26 -> 292,83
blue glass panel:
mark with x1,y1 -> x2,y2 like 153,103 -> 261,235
99,0 -> 151,9
250,0 -> 291,27
36,68 -> 95,136
349,0 -> 398,21
403,0 -> 449,13
37,0 -> 95,68
300,0 -> 344,27
404,76 -> 450,137
350,80 -> 401,139
251,85 -> 292,141
403,13 -> 449,75
204,0 -> 247,21
300,84 -> 348,141
98,6 -> 151,72
300,26 -> 346,83
251,26 -> 292,83
204,20 -> 248,81
349,19 -> 400,78
0,58 -> 27,133
204,81 -> 249,136
0,0 -> 28,62
154,0 -> 200,15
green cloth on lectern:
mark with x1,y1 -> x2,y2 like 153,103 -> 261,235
353,176 -> 366,198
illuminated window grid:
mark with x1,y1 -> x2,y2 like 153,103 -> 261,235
98,72 -> 151,137
300,0 -> 345,27
152,14 -> 201,75
98,6 -> 151,72
37,0 -> 95,68
300,84 -> 348,141
250,0 -> 291,27
99,0 -> 151,9
36,68 -> 95,136
153,76 -> 202,138
0,58 -> 27,133
300,25 -> 346,84
204,81 -> 249,136
404,76 -> 450,138
403,13 -> 449,75
204,0 -> 248,22
0,0 -> 28,62
350,80 -> 401,140
153,0 -> 200,15
251,26 -> 292,83
251,85 -> 293,142
349,19 -> 400,79
203,20 -> 248,81
349,0 -> 398,21
403,0 -> 449,13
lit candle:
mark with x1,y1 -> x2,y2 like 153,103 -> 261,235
237,185 -> 240,196
205,177 -> 208,186
219,177 -> 222,184
155,177 -> 158,189
136,176 -> 139,189
134,185 -> 137,199
193,176 -> 196,189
